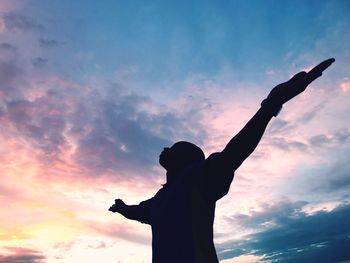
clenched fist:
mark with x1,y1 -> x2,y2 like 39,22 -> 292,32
108,199 -> 126,213
262,58 -> 335,115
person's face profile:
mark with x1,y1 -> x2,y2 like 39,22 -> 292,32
159,146 -> 171,168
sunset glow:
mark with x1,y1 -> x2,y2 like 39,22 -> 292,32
1,1 -> 350,262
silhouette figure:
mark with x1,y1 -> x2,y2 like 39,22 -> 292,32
109,59 -> 335,263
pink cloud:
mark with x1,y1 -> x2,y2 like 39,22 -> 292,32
86,220 -> 151,245
340,80 -> 350,92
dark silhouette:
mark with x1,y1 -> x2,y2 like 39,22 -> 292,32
109,59 -> 335,263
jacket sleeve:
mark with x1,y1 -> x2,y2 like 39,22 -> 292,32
119,198 -> 154,225
197,152 -> 235,202
135,198 -> 154,225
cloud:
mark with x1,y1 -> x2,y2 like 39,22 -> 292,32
3,96 -> 67,160
267,119 -> 290,134
308,129 -> 350,149
226,200 -> 308,230
311,156 -> 350,193
0,62 -> 23,101
221,255 -> 263,263
334,128 -> 350,143
0,42 -> 16,51
52,241 -> 75,253
218,201 -> 350,263
0,247 -> 45,263
1,12 -> 44,32
0,62 -> 22,87
86,221 -> 151,245
69,91 -> 178,177
295,104 -> 325,126
340,81 -> 350,92
0,43 -> 17,63
308,134 -> 331,147
39,38 -> 61,48
32,57 -> 48,67
0,2 -> 348,263
263,126 -> 350,156
267,136 -> 308,152
0,184 -> 23,198
1,71 -> 192,180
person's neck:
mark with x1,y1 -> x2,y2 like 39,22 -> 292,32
165,169 -> 178,185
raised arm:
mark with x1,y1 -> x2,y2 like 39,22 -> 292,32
200,59 -> 335,201
109,198 -> 152,224
221,105 -> 275,171
221,58 -> 335,171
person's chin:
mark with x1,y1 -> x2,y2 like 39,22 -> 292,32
159,155 -> 164,165
159,156 -> 167,168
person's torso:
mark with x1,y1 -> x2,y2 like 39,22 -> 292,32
150,163 -> 219,263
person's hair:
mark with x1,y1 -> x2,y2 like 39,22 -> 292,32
172,141 -> 205,168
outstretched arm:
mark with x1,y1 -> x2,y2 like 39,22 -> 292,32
221,58 -> 335,171
200,59 -> 335,201
200,106 -> 275,201
221,105 -> 275,171
109,198 -> 152,224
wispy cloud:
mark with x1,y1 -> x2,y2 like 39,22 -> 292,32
32,57 -> 48,67
0,42 -> 16,51
0,12 -> 44,32
87,221 -> 151,245
38,38 -> 62,48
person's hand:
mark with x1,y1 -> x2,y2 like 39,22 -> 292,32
108,199 -> 125,213
265,58 -> 335,106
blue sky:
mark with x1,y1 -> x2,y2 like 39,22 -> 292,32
0,1 -> 350,262
19,1 -> 350,87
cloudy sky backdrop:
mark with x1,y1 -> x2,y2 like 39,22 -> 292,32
1,1 -> 349,262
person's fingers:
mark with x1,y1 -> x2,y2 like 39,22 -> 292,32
308,58 -> 335,75
109,204 -> 116,211
306,58 -> 335,83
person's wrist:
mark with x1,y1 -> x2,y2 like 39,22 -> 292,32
261,98 -> 282,117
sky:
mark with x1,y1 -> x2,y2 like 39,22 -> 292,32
0,0 -> 350,262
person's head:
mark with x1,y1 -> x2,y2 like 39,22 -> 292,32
159,141 -> 205,174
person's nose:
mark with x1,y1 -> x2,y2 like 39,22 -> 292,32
162,147 -> 170,155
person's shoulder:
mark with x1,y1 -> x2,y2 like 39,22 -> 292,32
204,152 -> 224,168
206,152 -> 222,160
